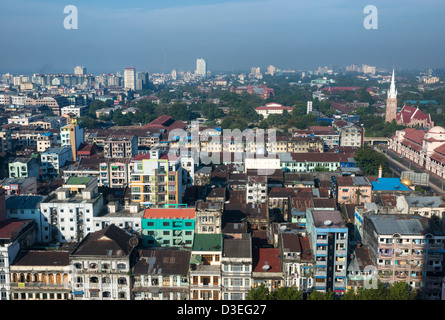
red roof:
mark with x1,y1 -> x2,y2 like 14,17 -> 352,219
143,208 -> 195,219
133,154 -> 151,161
403,128 -> 426,145
397,105 -> 431,124
252,248 -> 281,273
0,219 -> 32,239
149,115 -> 172,126
401,139 -> 422,152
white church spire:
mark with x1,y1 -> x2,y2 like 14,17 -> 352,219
388,68 -> 397,99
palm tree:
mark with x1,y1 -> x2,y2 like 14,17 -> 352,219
354,188 -> 363,204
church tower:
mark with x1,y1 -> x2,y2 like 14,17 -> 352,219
385,69 -> 398,123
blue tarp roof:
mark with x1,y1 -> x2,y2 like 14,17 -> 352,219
371,178 -> 410,191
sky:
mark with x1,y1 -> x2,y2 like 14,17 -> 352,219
1,0 -> 444,75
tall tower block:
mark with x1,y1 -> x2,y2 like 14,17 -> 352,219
385,69 -> 398,123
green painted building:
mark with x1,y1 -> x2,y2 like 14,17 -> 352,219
141,205 -> 195,248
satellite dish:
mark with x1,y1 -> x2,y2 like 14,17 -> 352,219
262,261 -> 270,271
129,237 -> 139,248
324,220 -> 333,226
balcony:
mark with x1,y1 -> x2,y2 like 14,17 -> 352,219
395,273 -> 408,280
395,242 -> 411,249
378,253 -> 393,259
378,264 -> 392,270
379,243 -> 394,249
428,244 -> 444,251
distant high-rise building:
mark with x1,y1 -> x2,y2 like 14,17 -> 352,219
385,69 -> 398,123
361,64 -> 376,75
124,68 -> 136,91
307,101 -> 313,114
74,66 -> 87,76
266,65 -> 276,76
195,58 -> 206,77
171,69 -> 177,80
136,72 -> 149,91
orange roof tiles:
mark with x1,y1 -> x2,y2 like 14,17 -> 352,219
143,208 -> 196,219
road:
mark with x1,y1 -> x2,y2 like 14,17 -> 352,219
374,145 -> 444,195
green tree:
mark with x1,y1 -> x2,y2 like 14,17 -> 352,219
354,146 -> 389,176
246,284 -> 270,300
341,289 -> 359,300
307,290 -> 335,300
271,286 -> 304,300
387,282 -> 418,300
79,116 -> 99,129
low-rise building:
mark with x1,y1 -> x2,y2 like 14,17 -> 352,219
332,176 -> 372,205
141,206 -> 195,248
189,233 -> 223,300
131,248 -> 191,300
279,232 -> 314,292
0,218 -> 37,300
69,224 -> 138,300
8,157 -> 39,179
221,233 -> 252,300
9,250 -> 72,300
251,247 -> 283,293
195,201 -> 223,234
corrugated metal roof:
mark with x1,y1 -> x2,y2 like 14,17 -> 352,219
367,215 -> 443,236
6,195 -> 44,210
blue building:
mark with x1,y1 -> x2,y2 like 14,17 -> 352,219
305,209 -> 349,294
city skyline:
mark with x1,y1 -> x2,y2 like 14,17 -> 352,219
1,0 -> 445,74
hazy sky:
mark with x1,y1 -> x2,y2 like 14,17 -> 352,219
1,0 -> 444,75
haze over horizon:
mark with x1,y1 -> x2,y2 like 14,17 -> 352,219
1,0 -> 444,75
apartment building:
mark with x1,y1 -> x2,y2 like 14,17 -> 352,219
9,250 -> 72,300
60,120 -> 84,161
41,147 -> 72,179
395,195 -> 445,222
69,224 -> 138,300
129,148 -> 183,207
362,214 -> 445,300
189,233 -> 223,300
305,209 -> 349,294
131,248 -> 191,300
334,121 -> 364,147
0,219 -> 36,300
194,201 -> 223,234
8,157 -> 39,179
92,201 -> 143,235
0,177 -> 37,195
279,232 -> 314,292
103,135 -> 138,159
37,132 -> 56,152
279,152 -> 355,173
99,158 -> 132,188
141,206 -> 195,248
5,195 -> 46,242
60,105 -> 88,118
221,233 -> 252,300
332,176 -> 372,205
246,175 -> 267,204
251,248 -> 283,292
39,177 -> 104,243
